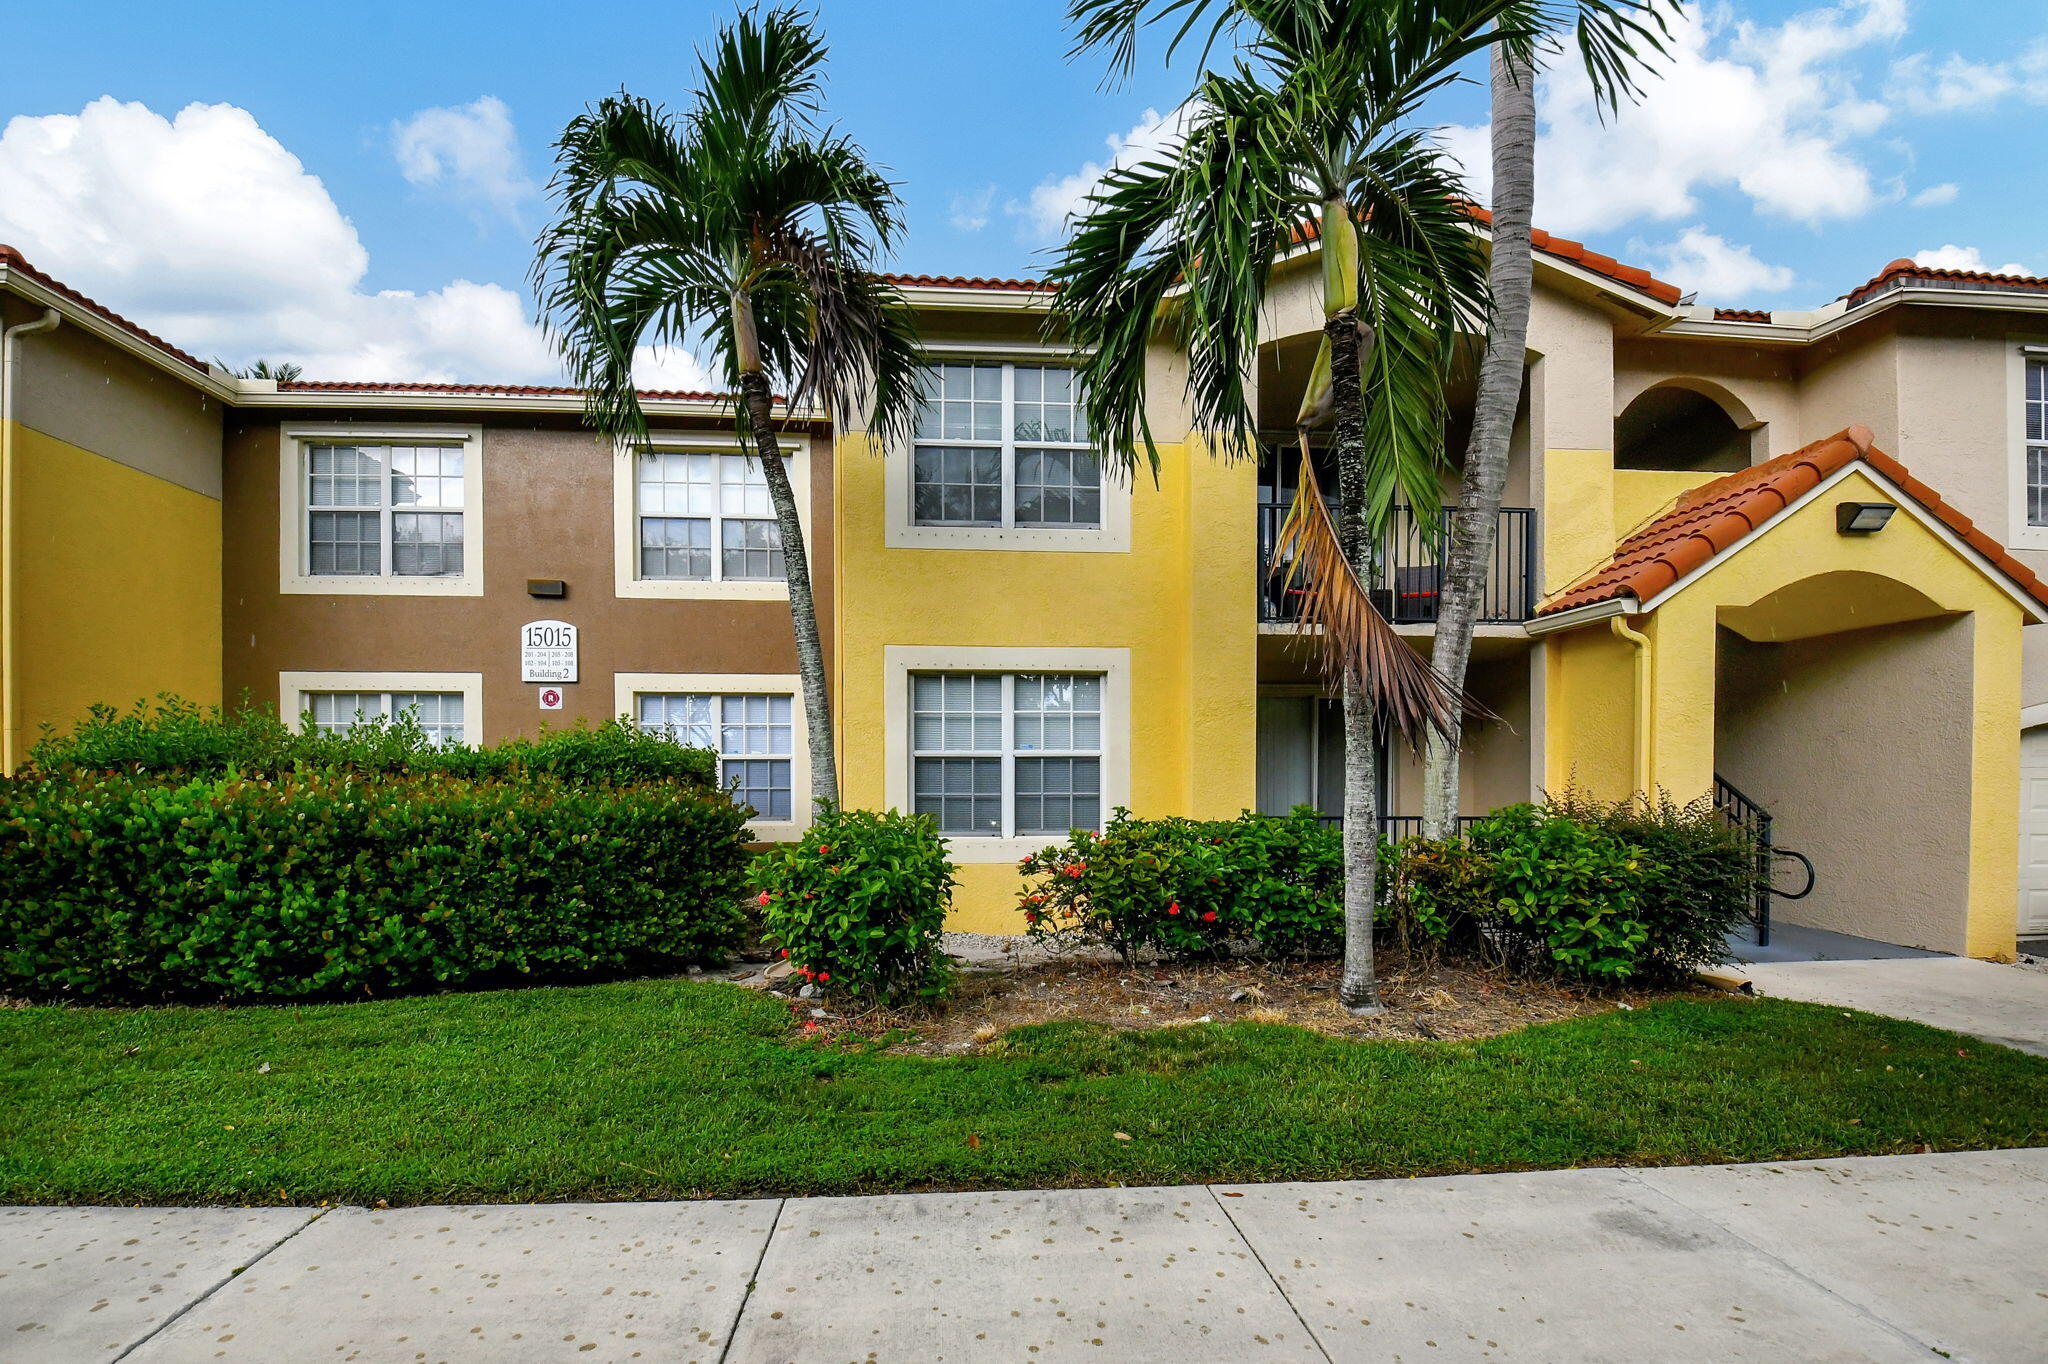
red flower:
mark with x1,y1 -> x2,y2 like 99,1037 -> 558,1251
780,948 -> 790,958
829,865 -> 842,874
818,844 -> 831,855
1167,902 -> 1181,916
755,891 -> 772,906
1065,863 -> 1087,878
1025,911 -> 1040,924
818,971 -> 831,983
1201,910 -> 1217,923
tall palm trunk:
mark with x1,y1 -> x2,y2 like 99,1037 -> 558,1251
1423,42 -> 1535,837
735,297 -> 839,806
1328,311 -> 1381,1014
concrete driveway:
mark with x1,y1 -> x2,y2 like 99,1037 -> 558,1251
1738,955 -> 2048,1056
6,1150 -> 2045,1362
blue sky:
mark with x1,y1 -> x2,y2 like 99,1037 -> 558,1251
1,0 -> 2042,383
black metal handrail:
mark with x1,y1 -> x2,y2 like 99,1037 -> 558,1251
1712,774 -> 1778,947
1258,502 -> 1537,624
1313,814 -> 1485,840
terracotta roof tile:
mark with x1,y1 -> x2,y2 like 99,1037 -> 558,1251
1539,426 -> 2048,617
883,273 -> 1054,292
1843,257 -> 2048,308
0,243 -> 209,373
1294,211 -> 1686,307
1713,307 -> 1772,323
275,379 -> 735,402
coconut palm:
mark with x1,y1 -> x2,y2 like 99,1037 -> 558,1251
532,6 -> 922,805
1423,1 -> 1681,838
1052,0 -> 1521,1011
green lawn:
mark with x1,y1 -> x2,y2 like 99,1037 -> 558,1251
3,979 -> 2044,1206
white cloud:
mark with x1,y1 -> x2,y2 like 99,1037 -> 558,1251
1890,40 -> 2048,114
391,95 -> 533,218
630,344 -> 717,393
1010,105 -> 1195,242
1441,0 -> 1908,235
0,98 -> 712,388
1911,244 -> 2030,277
1643,227 -> 1797,300
1909,182 -> 1959,208
947,184 -> 996,233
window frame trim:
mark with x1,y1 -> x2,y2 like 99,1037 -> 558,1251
2009,341 -> 2048,551
614,671 -> 811,839
278,671 -> 483,744
278,424 -> 485,596
886,347 -> 1131,554
884,645 -> 1130,862
613,434 -> 812,600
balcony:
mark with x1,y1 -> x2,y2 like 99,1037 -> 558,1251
1256,503 -> 1537,625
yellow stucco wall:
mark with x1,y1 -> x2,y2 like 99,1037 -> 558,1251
833,432 -> 1257,932
8,423 -> 222,757
1539,465 -> 2027,957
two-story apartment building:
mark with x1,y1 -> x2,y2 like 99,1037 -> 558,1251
6,233 -> 2048,956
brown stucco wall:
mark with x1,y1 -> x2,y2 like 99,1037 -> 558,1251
1714,614 -> 1975,953
222,410 -> 832,742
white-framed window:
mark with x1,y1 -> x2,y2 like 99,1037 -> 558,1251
638,691 -> 795,820
913,361 -> 1099,529
614,673 -> 809,836
910,672 -> 1103,836
883,646 -> 1129,861
635,450 -> 786,581
306,690 -> 467,746
279,672 -> 483,746
2026,356 -> 2048,527
279,425 -> 483,596
613,437 -> 810,600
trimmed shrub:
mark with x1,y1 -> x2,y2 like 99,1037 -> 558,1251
0,769 -> 750,1002
1018,808 -> 1342,961
28,697 -> 720,792
1385,794 -> 1754,982
752,806 -> 956,1002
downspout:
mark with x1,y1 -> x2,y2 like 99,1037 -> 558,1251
1610,614 -> 1652,795
0,308 -> 60,772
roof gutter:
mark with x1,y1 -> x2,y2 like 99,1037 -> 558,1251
1522,596 -> 1632,635
0,307 -> 60,772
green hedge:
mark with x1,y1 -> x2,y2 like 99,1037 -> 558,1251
28,697 -> 720,791
0,770 -> 750,1002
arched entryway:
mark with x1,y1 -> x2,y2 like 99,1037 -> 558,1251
1713,573 -> 1973,952
1614,379 -> 1761,473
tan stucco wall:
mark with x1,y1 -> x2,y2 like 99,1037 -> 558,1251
222,413 -> 830,743
0,294 -> 223,499
1716,616 -> 1975,953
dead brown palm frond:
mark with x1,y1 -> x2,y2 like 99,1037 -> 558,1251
1269,446 -> 1472,749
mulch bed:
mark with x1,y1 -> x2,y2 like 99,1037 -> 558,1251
760,952 -> 1690,1055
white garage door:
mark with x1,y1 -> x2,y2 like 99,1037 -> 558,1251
2020,727 -> 2048,936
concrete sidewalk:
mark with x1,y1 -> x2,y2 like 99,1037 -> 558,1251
5,1150 -> 2044,1362
1739,955 -> 2048,1056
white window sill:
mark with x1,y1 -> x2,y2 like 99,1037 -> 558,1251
886,523 -> 1129,553
939,833 -> 1089,863
615,577 -> 791,601
280,573 -> 483,597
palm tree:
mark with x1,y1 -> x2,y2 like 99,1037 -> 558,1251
1423,2 -> 1682,838
532,6 -> 922,806
1054,0 -> 1522,1011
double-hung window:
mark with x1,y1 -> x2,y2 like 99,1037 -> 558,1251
2027,357 -> 2048,528
639,692 -> 794,819
910,672 -> 1102,836
305,444 -> 466,578
304,690 -> 467,746
912,362 -> 1099,528
636,451 -> 784,582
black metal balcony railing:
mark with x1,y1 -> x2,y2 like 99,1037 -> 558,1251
1257,503 -> 1537,624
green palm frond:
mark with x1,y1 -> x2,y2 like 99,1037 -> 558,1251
531,7 -> 923,446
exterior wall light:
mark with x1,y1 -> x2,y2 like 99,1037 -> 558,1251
1836,502 -> 1896,534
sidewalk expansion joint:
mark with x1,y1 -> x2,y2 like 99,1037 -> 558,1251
714,1198 -> 786,1364
1207,1184 -> 1336,1364
110,1206 -> 331,1363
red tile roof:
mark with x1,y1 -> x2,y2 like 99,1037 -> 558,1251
1843,258 -> 2048,309
1539,425 -> 2048,617
884,273 -> 1054,292
1292,210 -> 1685,307
0,243 -> 208,373
1712,307 -> 1772,323
275,379 -> 733,402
